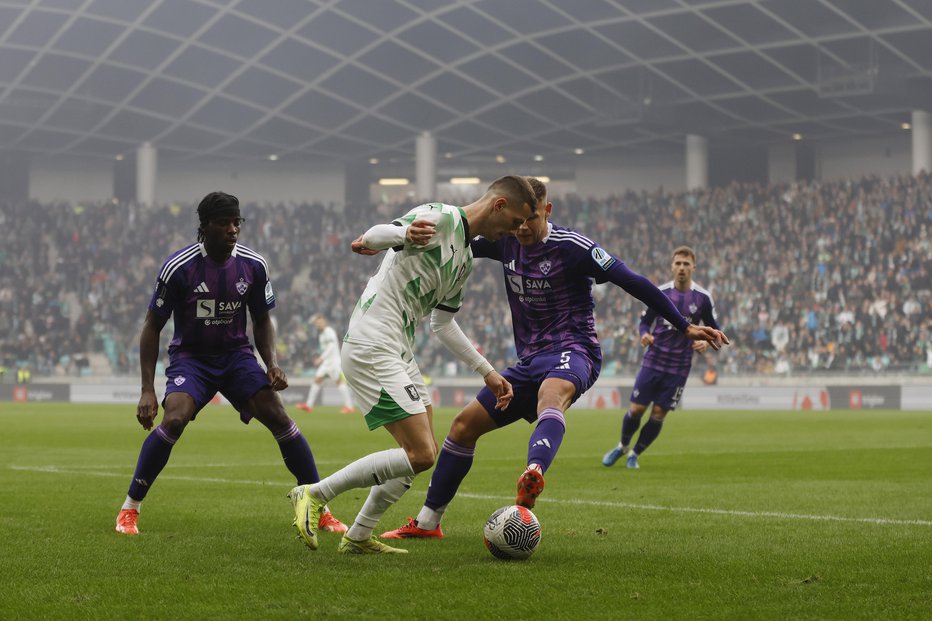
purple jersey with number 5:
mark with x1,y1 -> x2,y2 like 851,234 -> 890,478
471,223 -> 611,365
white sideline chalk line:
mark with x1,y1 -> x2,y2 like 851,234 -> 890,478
9,464 -> 932,528
456,492 -> 932,527
9,465 -> 278,486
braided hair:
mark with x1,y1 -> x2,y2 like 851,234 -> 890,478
195,191 -> 240,242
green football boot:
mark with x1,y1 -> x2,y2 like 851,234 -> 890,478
287,484 -> 325,550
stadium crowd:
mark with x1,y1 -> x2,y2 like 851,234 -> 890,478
2,173 -> 930,381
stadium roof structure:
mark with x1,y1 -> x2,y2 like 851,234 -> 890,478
0,0 -> 931,166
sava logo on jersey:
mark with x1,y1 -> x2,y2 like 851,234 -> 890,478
196,300 -> 242,317
507,276 -> 552,295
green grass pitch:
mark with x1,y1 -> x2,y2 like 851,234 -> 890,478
1,403 -> 930,620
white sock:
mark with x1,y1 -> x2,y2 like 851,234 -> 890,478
312,448 -> 415,503
415,505 -> 445,531
338,383 -> 354,409
307,383 -> 322,406
346,475 -> 413,541
122,496 -> 141,511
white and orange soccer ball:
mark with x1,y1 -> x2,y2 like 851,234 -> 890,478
483,505 -> 541,560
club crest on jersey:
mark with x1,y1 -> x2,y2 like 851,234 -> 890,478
539,260 -> 551,275
591,247 -> 616,270
174,376 -> 186,386
236,278 -> 248,295
689,303 -> 698,314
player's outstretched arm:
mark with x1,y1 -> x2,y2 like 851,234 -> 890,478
684,324 -> 730,351
352,219 -> 438,255
430,309 -> 508,406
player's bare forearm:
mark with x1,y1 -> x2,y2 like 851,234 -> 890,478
252,312 -> 288,390
138,329 -> 159,393
138,311 -> 166,392
137,311 -> 166,429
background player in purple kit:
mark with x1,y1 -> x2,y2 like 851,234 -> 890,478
603,246 -> 720,470
381,178 -> 728,540
114,192 -> 345,535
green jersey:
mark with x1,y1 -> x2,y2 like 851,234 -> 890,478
345,203 -> 474,359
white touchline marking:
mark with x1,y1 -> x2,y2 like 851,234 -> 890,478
455,493 -> 932,527
10,464 -> 932,527
35,461 -> 347,470
9,465 -> 280,486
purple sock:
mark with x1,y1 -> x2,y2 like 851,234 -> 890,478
425,437 -> 475,511
633,418 -> 664,455
127,425 -> 178,501
527,408 -> 565,473
275,421 -> 320,484
620,411 -> 640,446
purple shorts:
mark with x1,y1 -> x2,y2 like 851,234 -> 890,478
630,366 -> 687,411
476,349 -> 600,426
164,351 -> 270,423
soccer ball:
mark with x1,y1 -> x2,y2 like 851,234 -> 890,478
483,505 -> 541,560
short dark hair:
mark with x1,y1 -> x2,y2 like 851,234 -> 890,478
672,245 -> 696,262
486,175 -> 537,213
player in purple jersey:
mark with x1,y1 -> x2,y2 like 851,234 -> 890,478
602,246 -> 720,469
114,192 -> 346,536
381,178 -> 728,540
